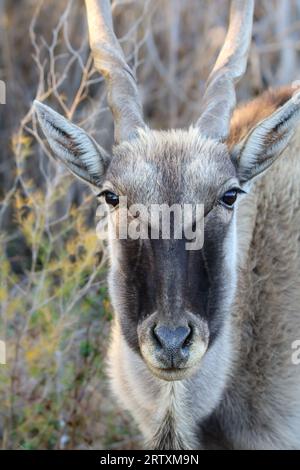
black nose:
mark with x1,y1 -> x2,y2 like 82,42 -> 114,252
153,324 -> 192,368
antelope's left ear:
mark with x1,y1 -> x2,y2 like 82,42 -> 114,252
231,93 -> 300,183
34,101 -> 111,189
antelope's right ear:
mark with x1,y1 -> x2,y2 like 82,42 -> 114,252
34,101 -> 110,189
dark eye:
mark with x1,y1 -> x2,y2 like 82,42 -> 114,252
98,190 -> 119,207
220,189 -> 238,208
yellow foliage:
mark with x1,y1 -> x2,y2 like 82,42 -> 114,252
11,133 -> 33,158
0,287 -> 7,302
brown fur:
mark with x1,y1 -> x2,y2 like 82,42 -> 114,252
228,86 -> 296,147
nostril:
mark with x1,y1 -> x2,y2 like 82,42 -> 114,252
183,324 -> 193,348
152,324 -> 163,348
152,325 -> 166,349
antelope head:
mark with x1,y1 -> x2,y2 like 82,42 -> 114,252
35,0 -> 300,381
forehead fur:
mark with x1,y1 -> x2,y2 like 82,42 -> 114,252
106,127 -> 236,206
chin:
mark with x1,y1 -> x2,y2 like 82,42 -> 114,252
145,362 -> 197,382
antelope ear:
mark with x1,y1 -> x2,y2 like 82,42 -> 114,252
34,101 -> 110,189
231,93 -> 300,183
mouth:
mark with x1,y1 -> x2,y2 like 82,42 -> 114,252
146,363 -> 194,381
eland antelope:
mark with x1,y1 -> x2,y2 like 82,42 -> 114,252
35,0 -> 300,449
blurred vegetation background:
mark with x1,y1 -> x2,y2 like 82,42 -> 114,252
1,0 -> 300,450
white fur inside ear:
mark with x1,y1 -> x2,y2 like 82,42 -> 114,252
234,95 -> 300,182
34,100 -> 110,187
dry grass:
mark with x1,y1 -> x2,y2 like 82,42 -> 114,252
0,0 -> 300,450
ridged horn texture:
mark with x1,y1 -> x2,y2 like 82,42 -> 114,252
196,0 -> 254,142
85,0 -> 145,143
